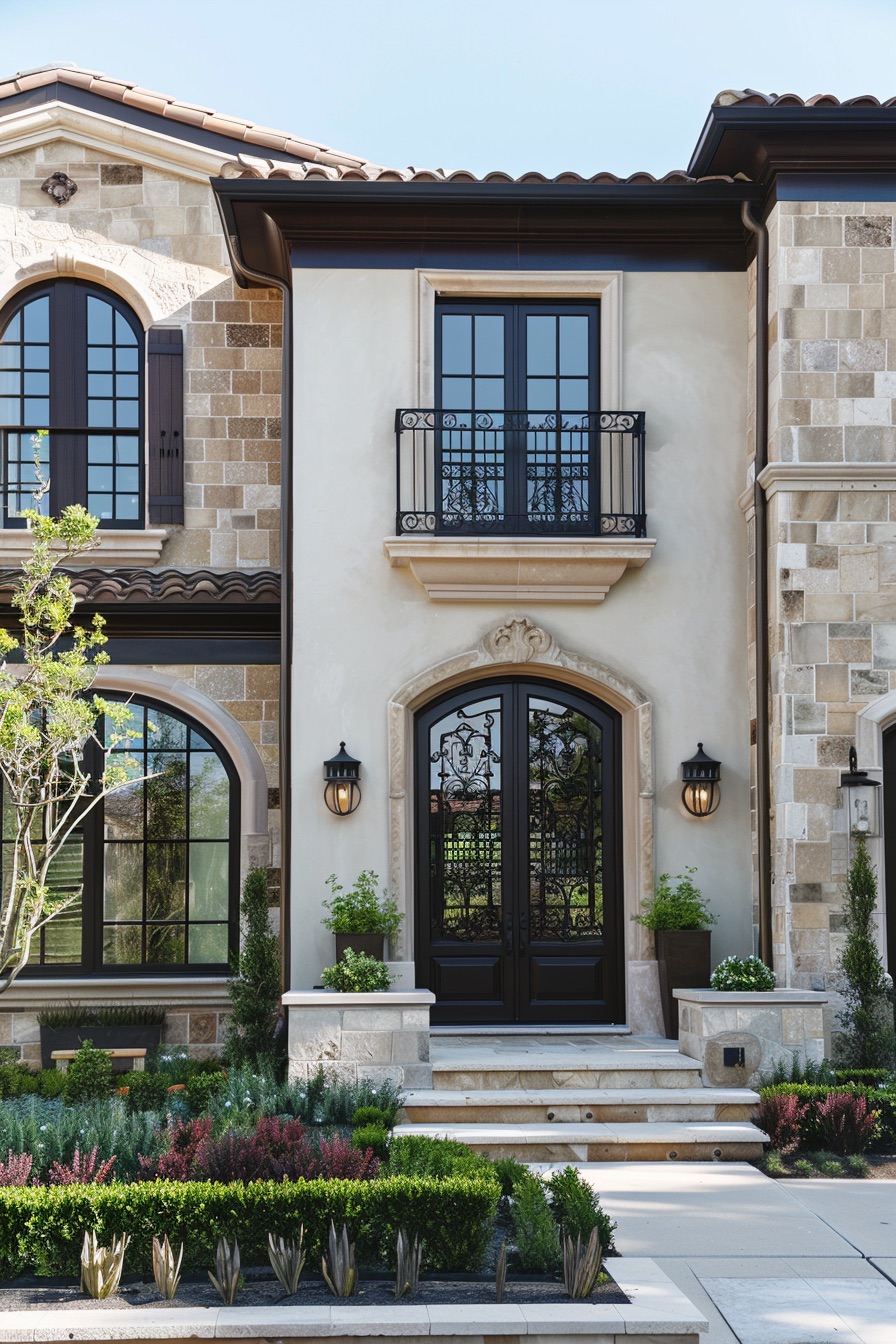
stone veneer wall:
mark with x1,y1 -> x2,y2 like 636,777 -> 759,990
0,140 -> 282,569
765,199 -> 896,989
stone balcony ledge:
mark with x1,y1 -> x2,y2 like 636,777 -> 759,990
674,988 -> 828,1004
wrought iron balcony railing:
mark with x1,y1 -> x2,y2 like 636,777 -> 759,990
395,409 -> 646,537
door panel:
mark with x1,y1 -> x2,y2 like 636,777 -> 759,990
416,678 -> 621,1025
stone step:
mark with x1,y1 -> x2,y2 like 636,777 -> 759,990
392,1119 -> 768,1162
402,1086 -> 759,1124
431,1063 -> 705,1090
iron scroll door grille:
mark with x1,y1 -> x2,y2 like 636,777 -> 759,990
432,301 -> 600,535
415,679 -> 622,1025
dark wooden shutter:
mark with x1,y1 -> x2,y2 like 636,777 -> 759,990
147,327 -> 184,525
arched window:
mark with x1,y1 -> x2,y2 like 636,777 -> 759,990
1,697 -> 239,976
0,280 -> 184,529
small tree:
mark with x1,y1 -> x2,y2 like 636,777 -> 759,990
226,867 -> 283,1072
0,492 -> 142,989
835,832 -> 896,1070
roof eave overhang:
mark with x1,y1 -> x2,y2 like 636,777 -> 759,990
211,176 -> 765,279
689,105 -> 896,182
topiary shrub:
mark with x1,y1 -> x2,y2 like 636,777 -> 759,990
711,955 -> 776,992
545,1166 -> 615,1252
226,867 -> 283,1074
62,1041 -> 114,1104
836,833 -> 896,1070
320,949 -> 395,993
511,1174 -> 560,1272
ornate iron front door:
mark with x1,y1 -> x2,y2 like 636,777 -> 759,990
415,680 -> 621,1025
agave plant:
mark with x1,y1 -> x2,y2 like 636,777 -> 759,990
562,1228 -> 604,1300
152,1234 -> 184,1300
208,1236 -> 241,1305
80,1230 -> 129,1300
268,1228 -> 306,1296
321,1221 -> 358,1298
394,1228 -> 424,1299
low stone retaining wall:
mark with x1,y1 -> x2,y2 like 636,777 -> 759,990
675,987 -> 828,1087
0,978 -> 231,1066
283,988 -> 436,1087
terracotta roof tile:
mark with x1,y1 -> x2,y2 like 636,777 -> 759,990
714,88 -> 896,108
0,63 -> 385,171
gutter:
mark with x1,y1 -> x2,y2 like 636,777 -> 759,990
740,200 -> 773,967
211,191 -> 294,1002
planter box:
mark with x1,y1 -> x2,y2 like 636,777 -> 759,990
283,988 -> 435,1088
335,932 -> 385,961
674,988 -> 828,1087
39,1024 -> 163,1071
655,929 -> 711,1038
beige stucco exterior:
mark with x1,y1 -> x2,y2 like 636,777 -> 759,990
289,266 -> 753,1025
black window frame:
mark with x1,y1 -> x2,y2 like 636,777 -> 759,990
0,279 -> 146,529
8,695 -> 240,979
434,298 -> 600,535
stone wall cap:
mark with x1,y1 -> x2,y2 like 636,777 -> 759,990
673,988 -> 829,1004
283,989 -> 436,1007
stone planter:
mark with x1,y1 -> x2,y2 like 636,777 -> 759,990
283,988 -> 435,1087
39,1023 -> 163,1071
655,929 -> 711,1038
675,988 -> 828,1087
334,932 -> 385,961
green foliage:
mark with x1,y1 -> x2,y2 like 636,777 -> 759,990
511,1174 -> 561,1273
0,1175 -> 500,1277
351,1124 -> 389,1162
37,1005 -> 166,1029
386,1135 -> 492,1180
320,949 -> 395,993
759,1082 -> 896,1150
845,1154 -> 870,1176
0,492 -> 146,986
62,1041 -> 114,1105
835,1068 -> 896,1087
322,871 -> 402,939
35,1070 -> 65,1100
759,1056 -> 836,1087
491,1156 -> 532,1197
0,1063 -> 38,1100
350,1105 -> 394,1130
836,834 -> 896,1070
546,1166 -> 615,1252
122,1072 -> 171,1113
761,1149 -> 787,1176
226,868 -> 283,1074
183,1071 -> 227,1114
634,868 -> 716,931
710,955 -> 776,991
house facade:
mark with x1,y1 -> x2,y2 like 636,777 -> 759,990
1,67 -> 896,1050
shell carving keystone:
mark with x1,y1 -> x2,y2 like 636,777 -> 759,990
480,616 -> 556,664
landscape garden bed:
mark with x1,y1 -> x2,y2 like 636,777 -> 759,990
754,1064 -> 896,1179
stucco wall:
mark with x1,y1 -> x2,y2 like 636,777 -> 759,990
289,266 -> 753,1015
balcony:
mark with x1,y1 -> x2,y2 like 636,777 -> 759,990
384,410 -> 656,603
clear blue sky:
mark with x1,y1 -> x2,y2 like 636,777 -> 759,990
4,0 -> 896,176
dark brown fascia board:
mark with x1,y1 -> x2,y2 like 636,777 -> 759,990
212,177 -> 765,275
689,104 -> 896,182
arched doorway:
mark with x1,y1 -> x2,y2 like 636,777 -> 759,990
415,676 -> 622,1024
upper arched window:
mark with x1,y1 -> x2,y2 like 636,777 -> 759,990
0,280 -> 184,529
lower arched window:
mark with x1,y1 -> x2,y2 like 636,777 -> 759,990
2,697 -> 238,975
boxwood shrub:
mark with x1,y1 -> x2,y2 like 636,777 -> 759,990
0,1174 -> 500,1278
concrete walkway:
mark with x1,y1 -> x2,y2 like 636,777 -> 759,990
548,1163 -> 896,1343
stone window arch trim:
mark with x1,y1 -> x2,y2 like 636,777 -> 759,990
91,666 -> 270,867
386,616 -> 655,984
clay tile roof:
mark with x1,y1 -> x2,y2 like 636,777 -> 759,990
714,88 -> 896,108
0,63 -> 387,171
221,151 -> 743,186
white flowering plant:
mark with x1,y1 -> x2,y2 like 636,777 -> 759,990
710,955 -> 777,992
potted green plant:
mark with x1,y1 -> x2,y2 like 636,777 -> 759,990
634,868 -> 716,1038
322,871 -> 402,962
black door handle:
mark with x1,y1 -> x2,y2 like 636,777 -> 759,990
518,910 -> 529,953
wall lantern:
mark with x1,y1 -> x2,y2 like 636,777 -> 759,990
323,742 -> 362,816
840,746 -> 881,837
681,743 -> 721,818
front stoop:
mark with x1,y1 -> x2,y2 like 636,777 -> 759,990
397,1033 -> 767,1161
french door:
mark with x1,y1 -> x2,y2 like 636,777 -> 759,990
435,300 -> 599,534
415,678 -> 622,1024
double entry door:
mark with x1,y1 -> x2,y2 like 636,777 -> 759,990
415,678 -> 622,1024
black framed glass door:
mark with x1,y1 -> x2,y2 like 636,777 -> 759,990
435,301 -> 599,534
415,678 -> 622,1024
